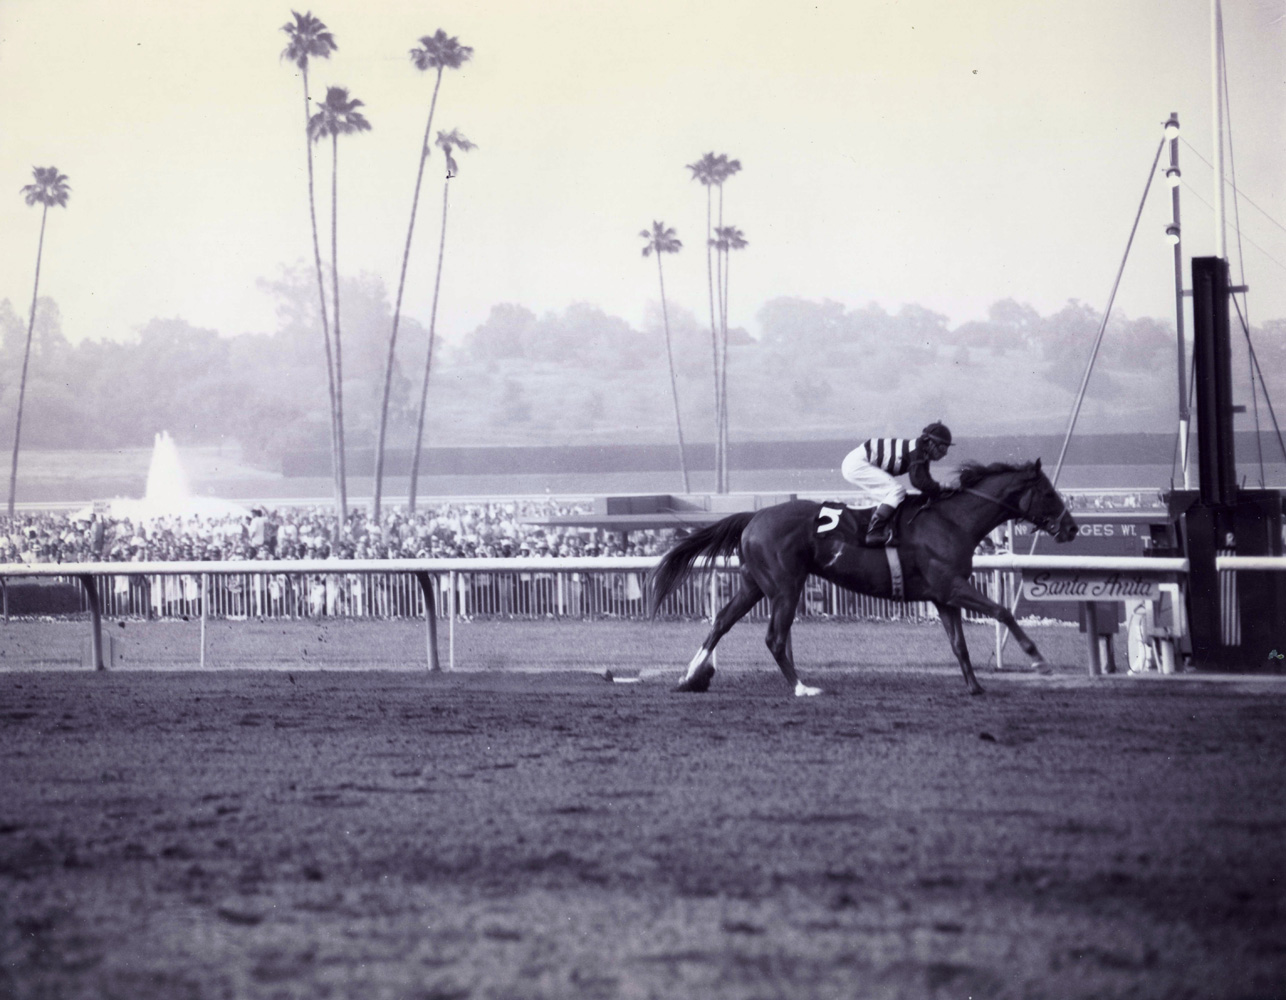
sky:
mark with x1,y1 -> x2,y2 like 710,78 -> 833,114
1,0 -> 1284,349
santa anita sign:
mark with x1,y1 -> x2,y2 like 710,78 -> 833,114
1022,570 -> 1162,602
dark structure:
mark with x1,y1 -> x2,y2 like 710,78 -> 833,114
525,493 -> 797,538
1167,257 -> 1285,670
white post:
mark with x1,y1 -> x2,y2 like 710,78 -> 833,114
993,569 -> 1004,671
1148,582 -> 1182,675
199,573 -> 207,670
423,579 -> 434,670
448,570 -> 456,671
1167,112 -> 1192,490
1159,636 -> 1177,675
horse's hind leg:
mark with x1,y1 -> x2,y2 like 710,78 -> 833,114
676,576 -> 763,692
764,584 -> 821,698
935,602 -> 984,695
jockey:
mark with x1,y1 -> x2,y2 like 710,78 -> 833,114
840,421 -> 953,546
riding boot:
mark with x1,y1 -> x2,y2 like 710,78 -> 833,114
864,503 -> 896,547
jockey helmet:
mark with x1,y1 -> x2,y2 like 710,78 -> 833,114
920,421 -> 952,448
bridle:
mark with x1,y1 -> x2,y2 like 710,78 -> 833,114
957,479 -> 1069,536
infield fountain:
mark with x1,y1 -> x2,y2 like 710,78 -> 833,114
84,431 -> 249,521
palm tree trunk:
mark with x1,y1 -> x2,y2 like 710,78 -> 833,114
703,186 -> 720,493
373,67 -> 445,521
715,185 -> 727,492
7,205 -> 46,519
720,243 -> 732,492
408,178 -> 451,512
302,70 -> 343,526
656,253 -> 690,493
330,134 -> 348,525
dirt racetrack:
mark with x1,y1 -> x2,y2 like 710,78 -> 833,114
2,654 -> 1284,999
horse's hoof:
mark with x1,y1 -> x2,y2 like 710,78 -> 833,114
1033,660 -> 1055,676
794,682 -> 823,698
968,684 -> 986,696
675,662 -> 715,693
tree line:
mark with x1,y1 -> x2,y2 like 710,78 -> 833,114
5,283 -> 1278,473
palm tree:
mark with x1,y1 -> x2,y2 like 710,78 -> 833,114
641,221 -> 689,493
308,86 -> 371,521
407,129 -> 475,512
8,167 -> 70,518
280,11 -> 342,520
374,29 -> 473,521
711,155 -> 741,491
712,224 -> 747,492
686,152 -> 723,490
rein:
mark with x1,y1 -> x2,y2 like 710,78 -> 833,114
955,483 -> 1066,534
957,486 -> 1031,524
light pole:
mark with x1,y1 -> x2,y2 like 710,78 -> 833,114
1163,113 -> 1190,489
1211,0 -> 1227,260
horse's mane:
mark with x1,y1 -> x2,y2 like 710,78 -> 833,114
954,460 -> 1037,490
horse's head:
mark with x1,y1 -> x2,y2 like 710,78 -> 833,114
957,458 -> 1078,542
1019,459 -> 1078,542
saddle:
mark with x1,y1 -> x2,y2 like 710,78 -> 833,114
814,498 -> 925,548
815,501 -> 916,600
815,503 -> 879,546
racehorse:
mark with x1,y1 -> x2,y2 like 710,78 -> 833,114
648,459 -> 1078,697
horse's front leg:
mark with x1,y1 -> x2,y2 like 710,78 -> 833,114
944,576 -> 1053,673
934,602 -> 984,694
764,584 -> 821,698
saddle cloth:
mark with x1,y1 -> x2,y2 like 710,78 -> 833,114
813,502 -> 877,545
814,502 -> 905,599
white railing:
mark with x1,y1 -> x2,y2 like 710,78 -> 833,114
0,556 -> 940,624
2,554 -> 1193,626
1215,555 -> 1286,571
0,553 -> 1207,673
15,553 -> 1282,677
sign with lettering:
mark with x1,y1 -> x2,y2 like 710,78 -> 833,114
1016,517 -> 1152,556
1022,570 -> 1161,602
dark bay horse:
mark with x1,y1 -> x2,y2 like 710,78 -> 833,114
648,460 -> 1078,697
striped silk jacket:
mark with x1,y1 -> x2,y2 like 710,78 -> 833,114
860,437 -> 920,476
857,437 -> 945,497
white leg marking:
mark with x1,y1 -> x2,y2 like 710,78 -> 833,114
794,680 -> 822,698
683,646 -> 710,681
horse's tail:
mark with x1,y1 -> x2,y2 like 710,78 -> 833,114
648,511 -> 755,618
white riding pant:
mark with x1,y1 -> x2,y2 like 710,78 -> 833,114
840,448 -> 907,509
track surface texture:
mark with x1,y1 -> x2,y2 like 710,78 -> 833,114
2,665 -> 1284,1000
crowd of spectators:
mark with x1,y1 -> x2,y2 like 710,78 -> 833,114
0,499 -> 677,566
0,490 -> 1166,567
1062,490 -> 1161,510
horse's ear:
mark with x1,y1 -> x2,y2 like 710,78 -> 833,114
1033,458 -> 1042,473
